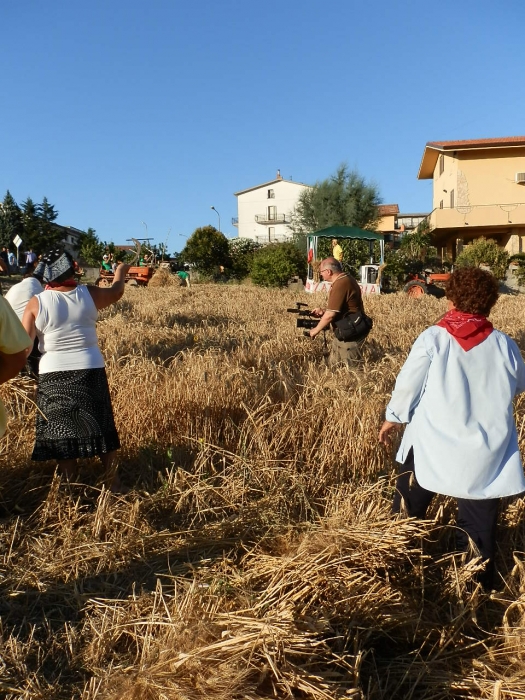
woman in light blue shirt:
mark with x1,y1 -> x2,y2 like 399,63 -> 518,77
379,267 -> 525,590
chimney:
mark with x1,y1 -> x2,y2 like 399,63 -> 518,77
277,169 -> 282,180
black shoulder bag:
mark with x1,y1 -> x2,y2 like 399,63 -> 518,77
333,309 -> 373,342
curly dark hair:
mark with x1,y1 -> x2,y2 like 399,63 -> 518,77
445,267 -> 499,316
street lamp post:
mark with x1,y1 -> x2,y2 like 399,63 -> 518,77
210,206 -> 221,233
141,221 -> 148,238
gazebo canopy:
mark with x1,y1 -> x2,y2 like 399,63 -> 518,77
310,225 -> 383,241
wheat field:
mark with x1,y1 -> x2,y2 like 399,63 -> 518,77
1,282 -> 525,699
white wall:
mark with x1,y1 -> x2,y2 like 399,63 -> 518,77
236,180 -> 311,243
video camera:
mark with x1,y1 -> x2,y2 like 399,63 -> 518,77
287,302 -> 318,336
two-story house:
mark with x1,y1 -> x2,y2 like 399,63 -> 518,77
376,204 -> 429,248
233,170 -> 311,243
418,136 -> 525,258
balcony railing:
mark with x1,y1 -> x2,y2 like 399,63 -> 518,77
254,213 -> 287,224
231,217 -> 238,226
428,202 -> 525,232
254,233 -> 292,244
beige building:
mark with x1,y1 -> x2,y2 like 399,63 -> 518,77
418,136 -> 525,258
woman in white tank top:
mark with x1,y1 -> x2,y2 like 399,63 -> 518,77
22,248 -> 131,491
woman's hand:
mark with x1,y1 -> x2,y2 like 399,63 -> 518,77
378,420 -> 399,446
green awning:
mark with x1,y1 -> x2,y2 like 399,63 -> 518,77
309,225 -> 383,241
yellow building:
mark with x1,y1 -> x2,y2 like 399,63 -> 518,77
376,204 -> 429,248
418,136 -> 525,258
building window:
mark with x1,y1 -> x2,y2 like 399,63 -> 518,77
439,154 -> 444,176
268,189 -> 275,199
268,205 -> 276,221
268,227 -> 275,242
450,189 -> 455,209
439,200 -> 444,210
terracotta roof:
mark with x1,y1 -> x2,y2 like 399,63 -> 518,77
418,136 -> 525,179
378,204 -> 399,216
427,136 -> 525,150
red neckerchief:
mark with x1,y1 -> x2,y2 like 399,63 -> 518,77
45,279 -> 78,290
436,309 -> 493,351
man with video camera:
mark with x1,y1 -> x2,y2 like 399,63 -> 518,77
309,257 -> 371,368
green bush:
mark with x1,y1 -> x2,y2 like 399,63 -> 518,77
455,237 -> 509,280
250,242 -> 306,287
228,238 -> 262,279
181,226 -> 231,275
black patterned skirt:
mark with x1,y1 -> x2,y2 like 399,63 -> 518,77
32,368 -> 121,461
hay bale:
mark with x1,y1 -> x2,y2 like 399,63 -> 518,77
148,267 -> 179,287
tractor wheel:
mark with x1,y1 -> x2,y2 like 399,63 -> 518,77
95,277 -> 112,288
404,280 -> 427,298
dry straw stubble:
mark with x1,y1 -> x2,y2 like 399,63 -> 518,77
0,284 -> 524,699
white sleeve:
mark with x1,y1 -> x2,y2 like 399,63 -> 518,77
385,330 -> 433,424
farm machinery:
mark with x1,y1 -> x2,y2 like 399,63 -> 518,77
403,271 -> 451,298
94,238 -> 157,288
95,265 -> 154,288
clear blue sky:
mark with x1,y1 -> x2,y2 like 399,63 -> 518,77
1,0 -> 524,252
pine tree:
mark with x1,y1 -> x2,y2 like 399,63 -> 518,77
37,197 -> 62,250
0,190 -> 23,249
20,197 -> 41,251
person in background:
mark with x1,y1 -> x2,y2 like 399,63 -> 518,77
22,248 -> 131,491
7,250 -> 16,273
176,269 -> 190,287
24,249 -> 37,274
5,262 -> 44,376
0,247 -> 11,276
5,262 -> 44,320
101,255 -> 112,272
309,257 -> 366,368
0,296 -> 33,437
379,267 -> 525,591
331,239 -> 344,262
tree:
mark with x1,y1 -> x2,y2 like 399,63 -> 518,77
455,237 -> 509,280
250,242 -> 306,287
78,228 -> 105,266
158,242 -> 168,260
20,197 -> 41,251
0,190 -> 23,248
37,196 -> 62,250
228,238 -> 262,279
181,226 -> 231,274
289,164 -> 381,240
399,220 -> 434,261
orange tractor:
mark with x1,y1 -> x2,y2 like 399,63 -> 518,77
94,239 -> 156,288
94,265 -> 154,287
403,271 -> 451,298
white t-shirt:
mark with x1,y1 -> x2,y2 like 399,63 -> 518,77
35,285 -> 105,374
387,325 -> 525,499
5,277 -> 43,320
